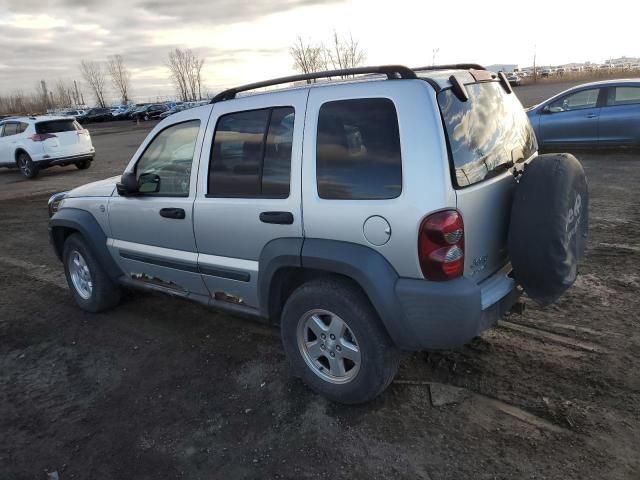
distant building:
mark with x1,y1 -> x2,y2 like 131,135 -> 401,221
605,56 -> 639,66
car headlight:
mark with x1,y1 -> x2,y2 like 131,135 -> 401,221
48,191 -> 68,217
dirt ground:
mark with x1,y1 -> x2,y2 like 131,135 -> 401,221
1,85 -> 639,479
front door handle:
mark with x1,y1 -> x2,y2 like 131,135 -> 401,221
259,211 -> 294,225
586,113 -> 598,118
159,208 -> 185,219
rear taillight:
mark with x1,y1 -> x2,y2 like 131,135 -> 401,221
418,210 -> 465,281
29,133 -> 56,142
76,128 -> 89,135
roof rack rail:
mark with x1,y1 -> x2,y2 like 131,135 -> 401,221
413,63 -> 486,72
210,65 -> 417,103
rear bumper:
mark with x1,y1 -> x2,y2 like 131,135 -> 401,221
34,152 -> 94,168
392,266 -> 520,350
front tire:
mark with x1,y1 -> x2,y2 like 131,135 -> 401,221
17,152 -> 39,179
281,278 -> 400,404
63,233 -> 121,312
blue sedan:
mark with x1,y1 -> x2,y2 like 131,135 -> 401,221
526,79 -> 640,148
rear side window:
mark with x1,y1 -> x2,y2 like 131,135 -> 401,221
36,120 -> 78,134
208,107 -> 294,198
606,86 -> 640,106
17,122 -> 28,133
316,98 -> 402,200
438,82 -> 537,188
2,123 -> 18,136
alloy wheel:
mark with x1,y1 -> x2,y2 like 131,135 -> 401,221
68,250 -> 93,300
296,309 -> 361,384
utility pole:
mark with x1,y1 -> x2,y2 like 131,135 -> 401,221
40,80 -> 48,108
432,48 -> 440,66
533,44 -> 537,84
74,80 -> 80,106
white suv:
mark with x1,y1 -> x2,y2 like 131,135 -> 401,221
0,116 -> 95,178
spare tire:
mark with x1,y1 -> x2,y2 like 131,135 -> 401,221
508,153 -> 588,306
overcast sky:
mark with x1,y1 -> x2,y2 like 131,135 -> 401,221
0,0 -> 638,103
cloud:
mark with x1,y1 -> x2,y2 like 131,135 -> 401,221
0,0 -> 342,101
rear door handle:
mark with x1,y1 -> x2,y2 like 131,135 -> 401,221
159,208 -> 185,219
586,113 -> 598,118
259,211 -> 294,225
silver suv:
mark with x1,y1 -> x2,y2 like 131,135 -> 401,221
48,65 -> 588,404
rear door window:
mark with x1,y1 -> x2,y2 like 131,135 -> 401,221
316,98 -> 402,200
208,107 -> 294,198
438,81 -> 537,188
606,86 -> 640,106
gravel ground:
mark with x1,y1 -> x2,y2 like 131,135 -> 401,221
1,86 -> 639,480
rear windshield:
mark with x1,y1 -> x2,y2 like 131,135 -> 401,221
36,120 -> 79,134
438,82 -> 537,188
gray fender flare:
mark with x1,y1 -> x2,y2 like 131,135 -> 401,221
258,238 -> 405,346
48,208 -> 123,281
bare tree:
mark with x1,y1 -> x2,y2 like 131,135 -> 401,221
53,79 -> 74,108
80,60 -> 107,107
167,48 -> 205,101
290,37 -> 326,81
0,89 -> 48,115
107,54 -> 131,104
326,31 -> 366,76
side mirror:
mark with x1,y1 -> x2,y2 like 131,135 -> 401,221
541,105 -> 551,114
138,172 -> 161,194
116,171 -> 139,196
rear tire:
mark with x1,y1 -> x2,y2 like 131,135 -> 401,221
75,159 -> 91,170
17,152 -> 39,179
63,233 -> 121,312
281,278 -> 401,404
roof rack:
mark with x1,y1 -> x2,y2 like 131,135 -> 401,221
413,63 -> 486,72
210,65 -> 417,103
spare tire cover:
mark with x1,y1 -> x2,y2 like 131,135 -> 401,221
508,153 -> 588,306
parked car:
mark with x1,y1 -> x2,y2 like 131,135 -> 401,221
526,79 -> 640,149
111,105 -> 137,120
159,104 -> 185,119
110,106 -> 128,117
48,64 -> 588,404
0,116 -> 94,178
506,72 -> 521,86
131,104 -> 169,121
62,109 -> 87,119
77,108 -> 112,124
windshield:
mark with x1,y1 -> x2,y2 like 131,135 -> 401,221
438,81 -> 537,187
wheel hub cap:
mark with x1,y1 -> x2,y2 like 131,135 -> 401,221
297,309 -> 361,384
69,251 -> 93,300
